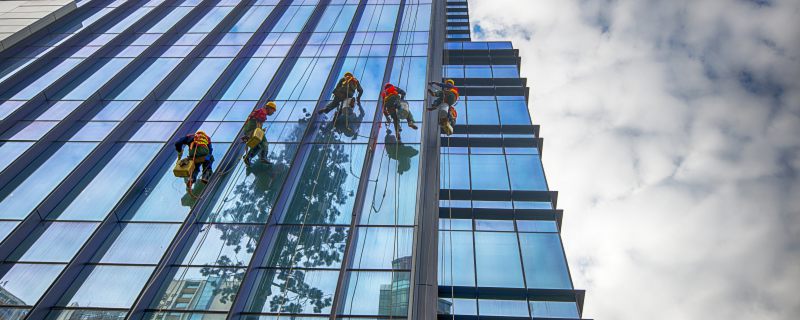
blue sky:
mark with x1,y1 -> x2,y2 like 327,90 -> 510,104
469,0 -> 800,318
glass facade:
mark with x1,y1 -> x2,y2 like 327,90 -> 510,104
0,0 -> 584,319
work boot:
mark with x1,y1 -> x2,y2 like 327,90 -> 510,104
408,122 -> 418,130
200,170 -> 211,184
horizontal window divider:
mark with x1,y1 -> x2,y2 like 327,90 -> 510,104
438,286 -> 586,303
0,261 -> 67,266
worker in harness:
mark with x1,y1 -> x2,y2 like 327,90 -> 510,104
241,101 -> 277,166
382,83 -> 418,141
427,79 -> 459,135
318,72 -> 363,116
175,130 -> 214,187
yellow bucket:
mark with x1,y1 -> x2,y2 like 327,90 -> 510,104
247,127 -> 264,148
173,158 -> 195,178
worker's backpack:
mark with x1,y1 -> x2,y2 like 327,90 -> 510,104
192,132 -> 210,148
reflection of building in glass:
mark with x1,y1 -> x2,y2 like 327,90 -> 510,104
0,1 -> 585,319
378,256 -> 411,316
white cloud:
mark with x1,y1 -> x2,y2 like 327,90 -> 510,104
469,0 -> 800,319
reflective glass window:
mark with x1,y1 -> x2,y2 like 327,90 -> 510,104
188,6 -> 234,33
517,220 -> 558,232
48,310 -> 127,320
492,65 -> 519,78
60,265 -> 155,308
530,301 -> 580,318
230,5 -> 275,32
180,224 -> 261,267
1,121 -> 58,141
469,154 -> 509,190
0,142 -> 33,172
339,271 -> 410,316
351,227 -> 413,269
108,58 -> 181,100
474,232 -> 524,288
68,121 -> 118,141
148,101 -> 197,121
519,233 -> 572,289
465,100 -> 498,125
507,154 -> 547,191
144,6 -> 193,33
246,269 -> 339,314
129,122 -> 181,141
57,58 -> 132,100
95,223 -> 180,264
360,144 -> 419,225
440,154 -> 469,190
11,222 -> 97,262
284,144 -> 367,225
478,299 -> 529,317
165,58 -> 233,100
438,231 -> 475,286
152,267 -> 244,312
464,65 -> 491,78
475,219 -> 514,231
0,263 -> 64,305
53,143 -> 161,220
265,225 -> 348,268
0,142 -> 96,219
89,101 -> 138,121
498,100 -> 531,125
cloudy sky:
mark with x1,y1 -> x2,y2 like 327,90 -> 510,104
468,0 -> 800,319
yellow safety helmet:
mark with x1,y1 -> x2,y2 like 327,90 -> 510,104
196,130 -> 207,136
265,101 -> 277,110
344,72 -> 353,78
445,79 -> 455,86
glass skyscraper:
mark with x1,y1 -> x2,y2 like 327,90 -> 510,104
0,0 -> 586,319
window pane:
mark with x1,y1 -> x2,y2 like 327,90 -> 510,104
507,155 -> 547,191
466,100 -> 498,125
530,301 -> 580,318
284,144 -> 367,225
440,154 -> 469,190
469,155 -> 509,190
60,265 -> 155,308
152,267 -> 244,312
478,299 -> 529,317
475,220 -> 514,231
360,144 -> 419,225
47,309 -> 127,320
144,312 -> 226,320
0,142 -> 33,172
474,232 -> 524,288
339,271 -> 410,316
498,100 -> 531,125
0,142 -> 96,219
246,269 -> 339,314
265,225 -> 348,268
53,143 -> 162,220
351,227 -> 413,270
165,58 -> 233,100
179,224 -> 261,267
95,223 -> 180,264
517,220 -> 558,233
519,233 -> 572,289
438,230 -> 475,287
0,263 -> 64,305
11,222 -> 97,262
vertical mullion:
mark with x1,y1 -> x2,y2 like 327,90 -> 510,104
411,0 -> 446,318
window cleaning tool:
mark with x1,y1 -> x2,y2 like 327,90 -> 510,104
246,127 -> 264,148
173,158 -> 195,178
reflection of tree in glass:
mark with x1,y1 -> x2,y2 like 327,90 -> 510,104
246,121 -> 360,313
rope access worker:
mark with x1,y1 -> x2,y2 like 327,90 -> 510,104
427,79 -> 459,135
318,72 -> 363,115
175,130 -> 213,187
382,83 -> 418,140
241,101 -> 277,166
